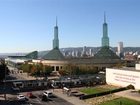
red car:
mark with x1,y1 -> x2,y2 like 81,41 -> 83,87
27,92 -> 36,98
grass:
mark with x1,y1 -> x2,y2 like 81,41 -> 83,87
80,86 -> 115,95
99,97 -> 140,105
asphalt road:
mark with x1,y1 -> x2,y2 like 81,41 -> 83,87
28,91 -> 73,105
0,74 -> 73,105
0,90 -> 73,105
29,96 -> 73,105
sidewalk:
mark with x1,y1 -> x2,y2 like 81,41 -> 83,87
114,89 -> 140,102
53,89 -> 90,105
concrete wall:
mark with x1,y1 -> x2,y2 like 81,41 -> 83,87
136,64 -> 140,70
106,68 -> 140,89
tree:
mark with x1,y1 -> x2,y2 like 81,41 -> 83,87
43,65 -> 53,76
127,84 -> 135,89
59,63 -> 74,76
0,60 -> 10,81
20,63 -> 53,77
21,63 -> 32,73
59,63 -> 99,76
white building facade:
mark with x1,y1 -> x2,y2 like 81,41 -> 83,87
106,66 -> 140,89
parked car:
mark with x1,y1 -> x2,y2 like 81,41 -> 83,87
17,95 -> 28,101
17,95 -> 25,100
27,92 -> 36,98
43,91 -> 53,98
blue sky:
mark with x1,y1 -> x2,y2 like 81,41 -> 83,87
0,0 -> 140,53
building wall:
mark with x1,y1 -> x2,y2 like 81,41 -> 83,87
106,68 -> 140,89
32,59 -> 68,71
33,59 -> 120,71
136,64 -> 140,70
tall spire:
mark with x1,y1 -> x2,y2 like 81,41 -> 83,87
56,16 -> 58,26
104,12 -> 106,23
53,18 -> 59,49
102,12 -> 109,47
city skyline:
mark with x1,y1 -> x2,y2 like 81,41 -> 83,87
0,0 -> 140,53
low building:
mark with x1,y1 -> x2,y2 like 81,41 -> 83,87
5,51 -> 38,68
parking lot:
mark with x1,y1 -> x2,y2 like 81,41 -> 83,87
1,90 -> 73,105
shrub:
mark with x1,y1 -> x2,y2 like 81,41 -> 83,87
79,87 -> 127,100
126,84 -> 135,89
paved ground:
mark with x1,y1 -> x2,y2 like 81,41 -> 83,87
0,90 -> 74,105
53,89 -> 90,105
114,89 -> 140,102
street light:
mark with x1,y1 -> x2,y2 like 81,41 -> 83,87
4,61 -> 7,100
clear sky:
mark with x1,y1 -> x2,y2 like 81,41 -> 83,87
0,0 -> 140,53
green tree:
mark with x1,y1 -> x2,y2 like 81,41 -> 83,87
0,60 -> 10,81
43,65 -> 53,76
59,63 -> 99,76
21,63 -> 32,73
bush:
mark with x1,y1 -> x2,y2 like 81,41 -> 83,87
126,84 -> 135,89
79,87 -> 127,100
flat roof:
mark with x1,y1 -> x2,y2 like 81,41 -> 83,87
110,67 -> 140,72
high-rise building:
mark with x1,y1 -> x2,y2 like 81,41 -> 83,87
89,48 -> 92,56
82,46 -> 87,57
102,13 -> 109,47
117,42 -> 123,57
53,18 -> 59,49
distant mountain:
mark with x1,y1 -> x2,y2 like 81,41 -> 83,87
0,53 -> 27,58
1,47 -> 140,59
38,47 -> 140,58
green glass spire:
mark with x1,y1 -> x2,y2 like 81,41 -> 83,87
53,17 -> 59,49
102,12 -> 109,47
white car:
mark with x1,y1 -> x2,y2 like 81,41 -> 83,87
17,95 -> 26,100
43,91 -> 53,98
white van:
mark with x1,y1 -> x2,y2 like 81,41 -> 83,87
43,91 -> 53,98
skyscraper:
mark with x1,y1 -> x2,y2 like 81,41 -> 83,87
117,42 -> 123,57
53,18 -> 59,49
102,13 -> 109,47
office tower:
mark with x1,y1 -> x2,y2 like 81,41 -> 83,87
117,42 -> 123,56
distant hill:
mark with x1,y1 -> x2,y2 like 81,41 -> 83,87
38,47 -> 140,58
1,47 -> 140,58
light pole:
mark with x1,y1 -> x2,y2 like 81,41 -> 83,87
3,61 -> 7,100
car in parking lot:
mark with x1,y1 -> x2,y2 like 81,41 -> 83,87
27,92 -> 36,98
17,95 -> 28,101
43,91 -> 53,98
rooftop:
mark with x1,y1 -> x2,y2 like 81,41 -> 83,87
94,47 -> 120,59
111,67 -> 140,72
42,48 -> 65,60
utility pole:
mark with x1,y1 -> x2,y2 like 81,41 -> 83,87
4,61 -> 7,100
